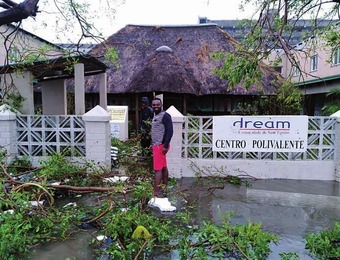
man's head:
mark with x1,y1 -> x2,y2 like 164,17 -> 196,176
141,97 -> 149,110
152,98 -> 162,114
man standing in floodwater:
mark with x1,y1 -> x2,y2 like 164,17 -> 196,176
151,98 -> 173,197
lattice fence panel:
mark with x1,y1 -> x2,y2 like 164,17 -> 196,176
16,115 -> 85,157
182,116 -> 336,161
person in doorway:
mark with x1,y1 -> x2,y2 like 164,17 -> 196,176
139,97 -> 153,151
151,98 -> 173,197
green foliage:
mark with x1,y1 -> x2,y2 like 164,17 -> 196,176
130,179 -> 153,203
305,222 -> 340,259
175,212 -> 279,259
111,137 -> 126,152
211,51 -> 262,89
0,182 -> 76,259
322,88 -> 340,116
112,136 -> 153,176
6,155 -> 32,174
96,205 -> 173,259
322,100 -> 340,116
276,81 -> 302,114
0,147 -> 7,165
6,43 -> 56,66
6,92 -> 26,111
234,81 -> 302,115
258,81 -> 302,115
38,153 -> 84,181
105,47 -> 120,69
95,203 -> 280,259
279,252 -> 299,260
63,57 -> 80,74
321,24 -> 340,49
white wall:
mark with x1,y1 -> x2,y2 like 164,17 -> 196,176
179,159 -> 336,181
0,24 -> 63,65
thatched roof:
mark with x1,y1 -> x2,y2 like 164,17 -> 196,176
86,24 -> 283,95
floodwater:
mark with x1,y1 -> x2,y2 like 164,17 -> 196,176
28,179 -> 340,260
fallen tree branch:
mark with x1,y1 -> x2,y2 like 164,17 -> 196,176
48,184 -> 116,192
83,200 -> 113,224
0,164 -> 15,181
13,182 -> 55,205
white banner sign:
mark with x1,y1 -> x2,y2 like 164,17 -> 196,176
213,116 -> 308,152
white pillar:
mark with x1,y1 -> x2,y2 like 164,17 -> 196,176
75,63 -> 85,115
83,105 -> 111,170
166,106 -> 184,178
99,72 -> 107,110
3,72 -> 34,114
0,104 -> 17,163
333,118 -> 340,182
41,79 -> 67,115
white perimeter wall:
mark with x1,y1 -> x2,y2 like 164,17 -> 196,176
178,159 -> 336,181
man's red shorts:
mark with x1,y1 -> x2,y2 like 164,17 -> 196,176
152,144 -> 169,171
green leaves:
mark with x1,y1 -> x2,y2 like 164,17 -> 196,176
104,47 -> 120,69
322,88 -> 340,115
0,193 -> 75,259
305,222 -> 340,259
211,51 -> 262,89
179,213 -> 279,259
38,153 -> 84,181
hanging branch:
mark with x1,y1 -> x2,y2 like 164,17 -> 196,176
0,0 -> 39,25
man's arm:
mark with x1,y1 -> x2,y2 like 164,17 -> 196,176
162,113 -> 173,149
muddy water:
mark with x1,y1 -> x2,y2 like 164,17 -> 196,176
28,179 -> 340,260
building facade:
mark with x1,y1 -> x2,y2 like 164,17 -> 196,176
200,18 -> 340,115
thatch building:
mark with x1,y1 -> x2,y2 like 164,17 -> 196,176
84,24 -> 283,128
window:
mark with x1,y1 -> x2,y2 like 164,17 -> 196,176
292,62 -> 300,77
310,55 -> 318,71
332,47 -> 340,65
272,66 -> 282,73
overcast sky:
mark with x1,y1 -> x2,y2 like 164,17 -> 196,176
113,0 -> 254,26
21,0 -> 257,43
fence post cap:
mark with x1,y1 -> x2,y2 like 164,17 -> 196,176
83,105 -> 110,122
330,110 -> 340,122
166,105 -> 184,122
0,104 -> 18,120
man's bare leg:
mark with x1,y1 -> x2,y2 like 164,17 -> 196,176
162,167 -> 169,195
154,170 -> 163,197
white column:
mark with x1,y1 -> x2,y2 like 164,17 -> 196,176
0,104 -> 17,163
75,63 -> 85,115
166,106 -> 184,178
83,105 -> 111,169
333,118 -> 340,182
4,72 -> 34,114
41,79 -> 67,115
99,72 -> 107,110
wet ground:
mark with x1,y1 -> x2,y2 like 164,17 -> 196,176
28,178 -> 340,259
180,178 -> 340,259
